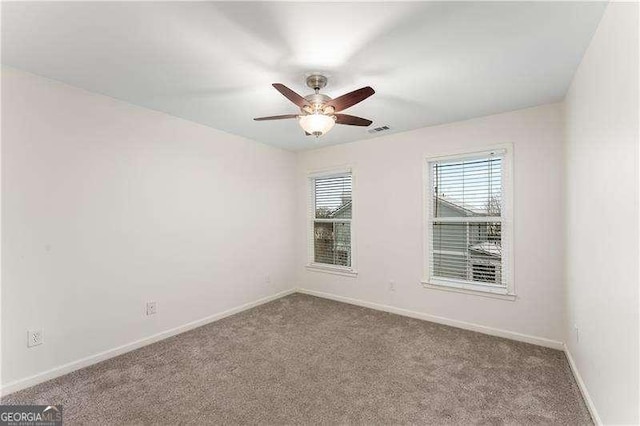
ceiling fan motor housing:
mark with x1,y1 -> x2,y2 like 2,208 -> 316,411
302,93 -> 332,114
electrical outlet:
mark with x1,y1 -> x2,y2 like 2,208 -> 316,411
27,329 -> 43,347
265,275 -> 271,285
146,301 -> 157,316
574,324 -> 579,342
389,281 -> 396,292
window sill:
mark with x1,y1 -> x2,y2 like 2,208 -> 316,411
306,264 -> 358,278
421,280 -> 516,301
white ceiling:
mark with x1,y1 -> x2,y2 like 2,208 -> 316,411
2,2 -> 606,151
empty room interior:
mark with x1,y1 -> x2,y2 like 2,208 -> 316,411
1,1 -> 639,424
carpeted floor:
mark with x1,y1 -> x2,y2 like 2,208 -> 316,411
2,293 -> 591,424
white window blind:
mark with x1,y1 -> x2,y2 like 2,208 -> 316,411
426,150 -> 511,293
309,173 -> 353,268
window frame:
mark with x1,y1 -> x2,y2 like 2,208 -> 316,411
422,146 -> 514,299
306,167 -> 357,277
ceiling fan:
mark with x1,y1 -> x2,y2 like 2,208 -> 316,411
254,74 -> 375,137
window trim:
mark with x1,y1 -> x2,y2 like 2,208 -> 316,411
306,167 -> 357,277
421,145 -> 515,298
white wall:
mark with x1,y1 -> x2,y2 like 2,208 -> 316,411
296,103 -> 566,344
1,68 -> 297,387
564,2 -> 639,424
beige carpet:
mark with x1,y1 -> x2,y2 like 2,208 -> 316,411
2,293 -> 591,424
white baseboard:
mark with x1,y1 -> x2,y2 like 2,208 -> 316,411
564,344 -> 602,425
1,289 -> 296,397
296,288 -> 564,350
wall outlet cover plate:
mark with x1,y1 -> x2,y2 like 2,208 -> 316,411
28,329 -> 43,347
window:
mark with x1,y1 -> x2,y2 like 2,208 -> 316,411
424,148 -> 513,296
308,170 -> 355,275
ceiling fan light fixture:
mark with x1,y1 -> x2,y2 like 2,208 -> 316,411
299,113 -> 336,137
322,105 -> 335,115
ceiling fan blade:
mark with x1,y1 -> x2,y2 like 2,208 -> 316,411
335,114 -> 373,127
253,114 -> 298,121
272,83 -> 310,108
305,131 -> 312,136
327,86 -> 375,112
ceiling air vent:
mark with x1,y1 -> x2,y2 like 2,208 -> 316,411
368,125 -> 391,134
